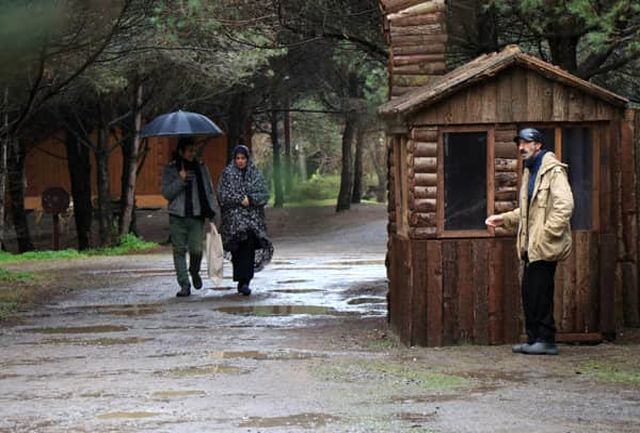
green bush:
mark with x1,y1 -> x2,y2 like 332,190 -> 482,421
286,174 -> 340,202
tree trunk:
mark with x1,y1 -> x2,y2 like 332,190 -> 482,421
0,88 -> 8,250
64,129 -> 93,250
336,111 -> 357,212
227,92 -> 249,159
283,101 -> 293,195
95,126 -> 113,246
351,126 -> 364,204
368,133 -> 387,203
7,138 -> 33,252
547,18 -> 580,74
271,108 -> 284,208
119,81 -> 143,238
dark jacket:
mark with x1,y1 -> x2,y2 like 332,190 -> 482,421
161,160 -> 220,221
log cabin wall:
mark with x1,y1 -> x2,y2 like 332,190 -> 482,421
384,58 -> 636,346
380,0 -> 448,98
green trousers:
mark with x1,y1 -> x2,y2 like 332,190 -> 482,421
169,215 -> 205,288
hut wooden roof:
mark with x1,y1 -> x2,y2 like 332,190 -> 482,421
379,45 -> 628,118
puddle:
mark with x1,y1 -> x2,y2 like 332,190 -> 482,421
209,350 -> 320,361
161,364 -> 247,377
152,390 -> 207,399
277,279 -> 311,284
238,413 -> 340,429
396,411 -> 437,423
97,411 -> 160,419
347,297 -> 386,305
40,337 -> 153,346
326,260 -> 385,266
98,306 -> 164,317
215,305 -> 339,316
272,289 -> 323,294
390,394 -> 465,404
22,325 -> 128,334
271,266 -> 352,271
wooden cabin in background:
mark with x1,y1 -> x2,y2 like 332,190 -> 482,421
379,44 -> 639,346
24,133 -> 228,211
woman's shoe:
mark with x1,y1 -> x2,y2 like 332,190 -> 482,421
238,283 -> 251,296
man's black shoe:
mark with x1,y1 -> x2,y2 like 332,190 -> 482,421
176,285 -> 191,297
523,341 -> 558,355
512,343 -> 532,353
191,272 -> 203,290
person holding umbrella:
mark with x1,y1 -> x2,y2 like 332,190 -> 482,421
161,136 -> 220,297
218,144 -> 273,296
143,110 -> 223,298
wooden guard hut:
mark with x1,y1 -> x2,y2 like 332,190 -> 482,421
379,45 -> 639,346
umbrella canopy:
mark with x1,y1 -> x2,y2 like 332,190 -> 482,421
140,110 -> 223,138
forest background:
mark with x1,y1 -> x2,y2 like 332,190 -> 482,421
1,0 -> 639,253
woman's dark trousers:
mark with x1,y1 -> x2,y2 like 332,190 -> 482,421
169,215 -> 204,289
522,259 -> 558,343
232,236 -> 255,284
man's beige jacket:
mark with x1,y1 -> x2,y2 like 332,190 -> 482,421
501,152 -> 574,263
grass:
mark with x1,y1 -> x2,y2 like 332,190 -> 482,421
0,234 -> 158,264
0,235 -> 157,321
0,269 -> 38,320
581,360 -> 640,385
314,358 -> 467,393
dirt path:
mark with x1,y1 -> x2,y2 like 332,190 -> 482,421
1,204 -> 639,433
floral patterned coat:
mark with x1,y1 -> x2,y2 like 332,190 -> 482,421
217,161 -> 273,271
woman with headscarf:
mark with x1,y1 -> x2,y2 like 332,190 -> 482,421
161,137 -> 220,297
218,145 -> 273,296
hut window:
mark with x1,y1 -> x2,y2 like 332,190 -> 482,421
443,131 -> 488,231
562,127 -> 593,230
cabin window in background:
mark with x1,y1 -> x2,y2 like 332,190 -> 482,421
443,131 -> 488,231
562,127 -> 593,230
520,125 -> 596,230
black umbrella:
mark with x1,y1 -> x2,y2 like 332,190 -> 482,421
140,110 -> 223,138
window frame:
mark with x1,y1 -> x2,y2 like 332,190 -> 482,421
437,126 -> 495,238
519,123 -> 601,232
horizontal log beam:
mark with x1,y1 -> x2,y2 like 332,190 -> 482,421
413,156 -> 437,172
410,198 -> 437,212
410,211 -> 437,227
495,141 -> 519,158
410,128 -> 438,141
412,141 -> 437,157
392,53 -> 446,66
393,63 -> 447,75
389,34 -> 448,47
389,12 -> 445,27
409,226 -> 437,239
495,158 -> 518,172
410,185 -> 437,199
413,173 -> 438,186
495,200 -> 518,213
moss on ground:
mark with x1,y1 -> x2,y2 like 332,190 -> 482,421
581,360 -> 640,385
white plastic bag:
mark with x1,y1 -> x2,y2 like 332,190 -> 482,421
205,223 -> 224,287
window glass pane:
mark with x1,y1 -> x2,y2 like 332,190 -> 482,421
444,132 -> 487,230
562,127 -> 593,230
538,128 -> 556,153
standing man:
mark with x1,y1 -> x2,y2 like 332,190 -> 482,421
485,128 -> 574,355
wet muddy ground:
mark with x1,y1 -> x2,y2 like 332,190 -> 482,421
1,205 -> 639,432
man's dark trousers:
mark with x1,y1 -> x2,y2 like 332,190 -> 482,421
522,258 -> 558,343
